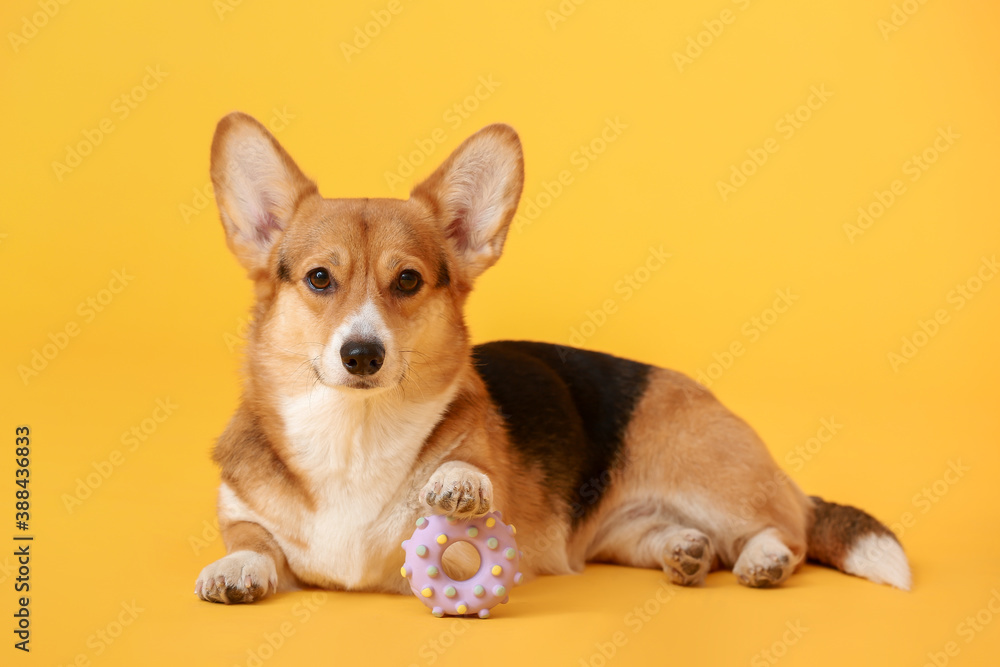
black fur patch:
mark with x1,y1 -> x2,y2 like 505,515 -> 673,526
472,341 -> 652,526
276,255 -> 292,283
436,256 -> 451,288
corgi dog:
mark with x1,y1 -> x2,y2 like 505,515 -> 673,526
194,112 -> 910,604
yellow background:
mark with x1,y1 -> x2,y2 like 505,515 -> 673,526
2,0 -> 999,665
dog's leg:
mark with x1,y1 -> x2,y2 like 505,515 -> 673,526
732,527 -> 802,588
589,508 -> 717,586
421,461 -> 493,518
195,521 -> 294,604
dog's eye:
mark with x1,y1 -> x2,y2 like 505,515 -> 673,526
306,268 -> 333,292
396,270 -> 422,293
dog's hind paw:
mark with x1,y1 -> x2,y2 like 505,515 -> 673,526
733,530 -> 796,588
662,529 -> 714,586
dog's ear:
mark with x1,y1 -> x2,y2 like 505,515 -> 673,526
411,124 -> 524,281
210,112 -> 318,277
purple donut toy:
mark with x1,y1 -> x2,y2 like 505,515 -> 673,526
401,510 -> 523,618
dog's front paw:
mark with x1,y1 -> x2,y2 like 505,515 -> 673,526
421,462 -> 493,518
195,550 -> 277,604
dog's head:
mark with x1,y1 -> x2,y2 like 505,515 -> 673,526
210,112 -> 523,396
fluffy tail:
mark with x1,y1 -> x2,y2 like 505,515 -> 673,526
806,496 -> 911,591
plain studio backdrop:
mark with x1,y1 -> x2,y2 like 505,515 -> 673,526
2,1 -> 998,665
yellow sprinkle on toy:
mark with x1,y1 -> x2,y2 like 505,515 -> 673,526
436,534 -> 448,545
421,587 -> 433,598
400,566 -> 407,577
456,604 -> 468,614
491,565 -> 503,576
486,518 -> 496,528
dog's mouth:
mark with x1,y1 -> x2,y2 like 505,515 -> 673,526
310,358 -> 397,393
342,377 -> 380,390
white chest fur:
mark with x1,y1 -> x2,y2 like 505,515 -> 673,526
220,381 -> 459,590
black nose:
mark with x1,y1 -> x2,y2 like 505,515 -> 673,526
340,340 -> 385,376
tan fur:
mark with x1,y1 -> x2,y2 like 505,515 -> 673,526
563,369 -> 810,586
195,113 -> 906,604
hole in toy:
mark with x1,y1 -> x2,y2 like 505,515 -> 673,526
440,541 -> 481,581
